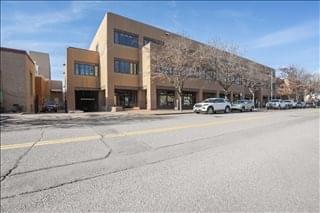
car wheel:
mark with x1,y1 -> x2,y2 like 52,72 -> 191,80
250,107 -> 254,112
241,107 -> 245,112
224,106 -> 230,113
207,107 -> 214,114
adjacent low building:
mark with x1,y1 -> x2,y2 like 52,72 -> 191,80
0,47 -> 36,113
1,47 -> 63,113
65,12 -> 274,112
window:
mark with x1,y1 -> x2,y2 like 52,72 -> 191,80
143,37 -> 164,46
74,63 -> 98,76
114,58 -> 139,75
114,30 -> 139,48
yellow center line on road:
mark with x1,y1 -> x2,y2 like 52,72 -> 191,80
1,115 -> 267,151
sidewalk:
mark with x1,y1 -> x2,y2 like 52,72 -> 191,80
0,109 -> 194,126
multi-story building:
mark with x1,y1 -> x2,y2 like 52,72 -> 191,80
30,51 -> 51,80
66,12 -> 274,112
0,47 -> 36,113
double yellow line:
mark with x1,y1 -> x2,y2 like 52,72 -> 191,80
1,115 -> 266,151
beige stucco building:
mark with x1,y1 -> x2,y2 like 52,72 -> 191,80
0,47 -> 36,113
66,12 -> 274,112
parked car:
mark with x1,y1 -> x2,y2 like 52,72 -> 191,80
193,98 -> 231,114
305,102 -> 316,108
266,99 -> 287,109
292,100 -> 298,108
296,101 -> 306,108
42,101 -> 58,112
283,100 -> 294,109
231,99 -> 254,112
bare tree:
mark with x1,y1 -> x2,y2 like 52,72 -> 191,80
279,65 -> 309,100
242,61 -> 270,106
206,40 -> 244,99
151,34 -> 208,111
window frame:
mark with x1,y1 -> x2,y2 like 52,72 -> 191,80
114,58 -> 139,75
114,29 -> 139,48
74,62 -> 99,77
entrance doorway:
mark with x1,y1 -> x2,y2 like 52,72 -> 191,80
157,89 -> 175,109
75,90 -> 99,112
115,89 -> 137,108
182,91 -> 197,109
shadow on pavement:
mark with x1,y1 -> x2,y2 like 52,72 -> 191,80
1,113 -> 172,131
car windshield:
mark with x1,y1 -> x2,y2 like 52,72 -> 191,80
45,101 -> 55,105
234,100 -> 245,104
202,99 -> 212,103
271,99 -> 279,102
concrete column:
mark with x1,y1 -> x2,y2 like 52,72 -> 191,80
216,91 -> 220,98
138,89 -> 146,109
147,85 -> 157,110
66,88 -> 75,111
197,89 -> 203,102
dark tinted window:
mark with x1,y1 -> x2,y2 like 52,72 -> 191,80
114,30 -> 139,48
114,58 -> 139,75
143,37 -> 164,46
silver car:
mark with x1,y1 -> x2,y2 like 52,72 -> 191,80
266,99 -> 287,109
231,99 -> 254,112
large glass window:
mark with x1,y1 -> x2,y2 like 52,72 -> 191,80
114,58 -> 139,75
114,30 -> 139,48
74,63 -> 98,76
143,37 -> 164,46
182,92 -> 196,109
157,90 -> 175,109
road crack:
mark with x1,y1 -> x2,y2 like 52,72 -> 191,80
0,128 -> 45,182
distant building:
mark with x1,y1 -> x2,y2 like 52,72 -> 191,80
49,80 -> 63,107
30,51 -> 51,80
0,47 -> 36,113
30,51 -> 63,111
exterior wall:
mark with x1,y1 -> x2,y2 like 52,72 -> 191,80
49,80 -> 63,107
89,14 -> 108,110
0,47 -> 35,113
66,12 -> 275,111
29,51 -> 51,80
66,47 -> 100,111
35,75 -> 49,112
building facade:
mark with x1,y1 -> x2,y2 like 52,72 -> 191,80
66,12 -> 274,112
30,51 -> 51,80
0,47 -> 36,113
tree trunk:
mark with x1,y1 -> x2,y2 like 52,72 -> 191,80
249,88 -> 255,109
179,95 -> 183,112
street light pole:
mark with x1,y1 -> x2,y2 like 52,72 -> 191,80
270,70 -> 273,100
63,63 -> 68,113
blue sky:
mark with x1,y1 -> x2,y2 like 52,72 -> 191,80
1,1 -> 319,80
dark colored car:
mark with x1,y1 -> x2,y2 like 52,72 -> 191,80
43,101 -> 58,112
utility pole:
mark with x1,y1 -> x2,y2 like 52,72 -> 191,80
270,70 -> 273,100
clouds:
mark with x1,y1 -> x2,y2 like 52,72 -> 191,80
1,1 -> 106,80
249,20 -> 318,49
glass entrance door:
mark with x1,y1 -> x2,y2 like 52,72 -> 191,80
115,89 -> 137,108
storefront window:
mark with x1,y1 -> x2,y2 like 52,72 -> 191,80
157,90 -> 175,109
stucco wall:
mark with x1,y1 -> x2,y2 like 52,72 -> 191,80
0,48 -> 35,112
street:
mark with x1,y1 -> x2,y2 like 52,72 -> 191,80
0,109 -> 319,212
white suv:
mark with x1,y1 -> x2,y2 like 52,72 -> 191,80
193,98 -> 231,114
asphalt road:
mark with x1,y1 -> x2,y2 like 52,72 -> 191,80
0,109 -> 319,212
